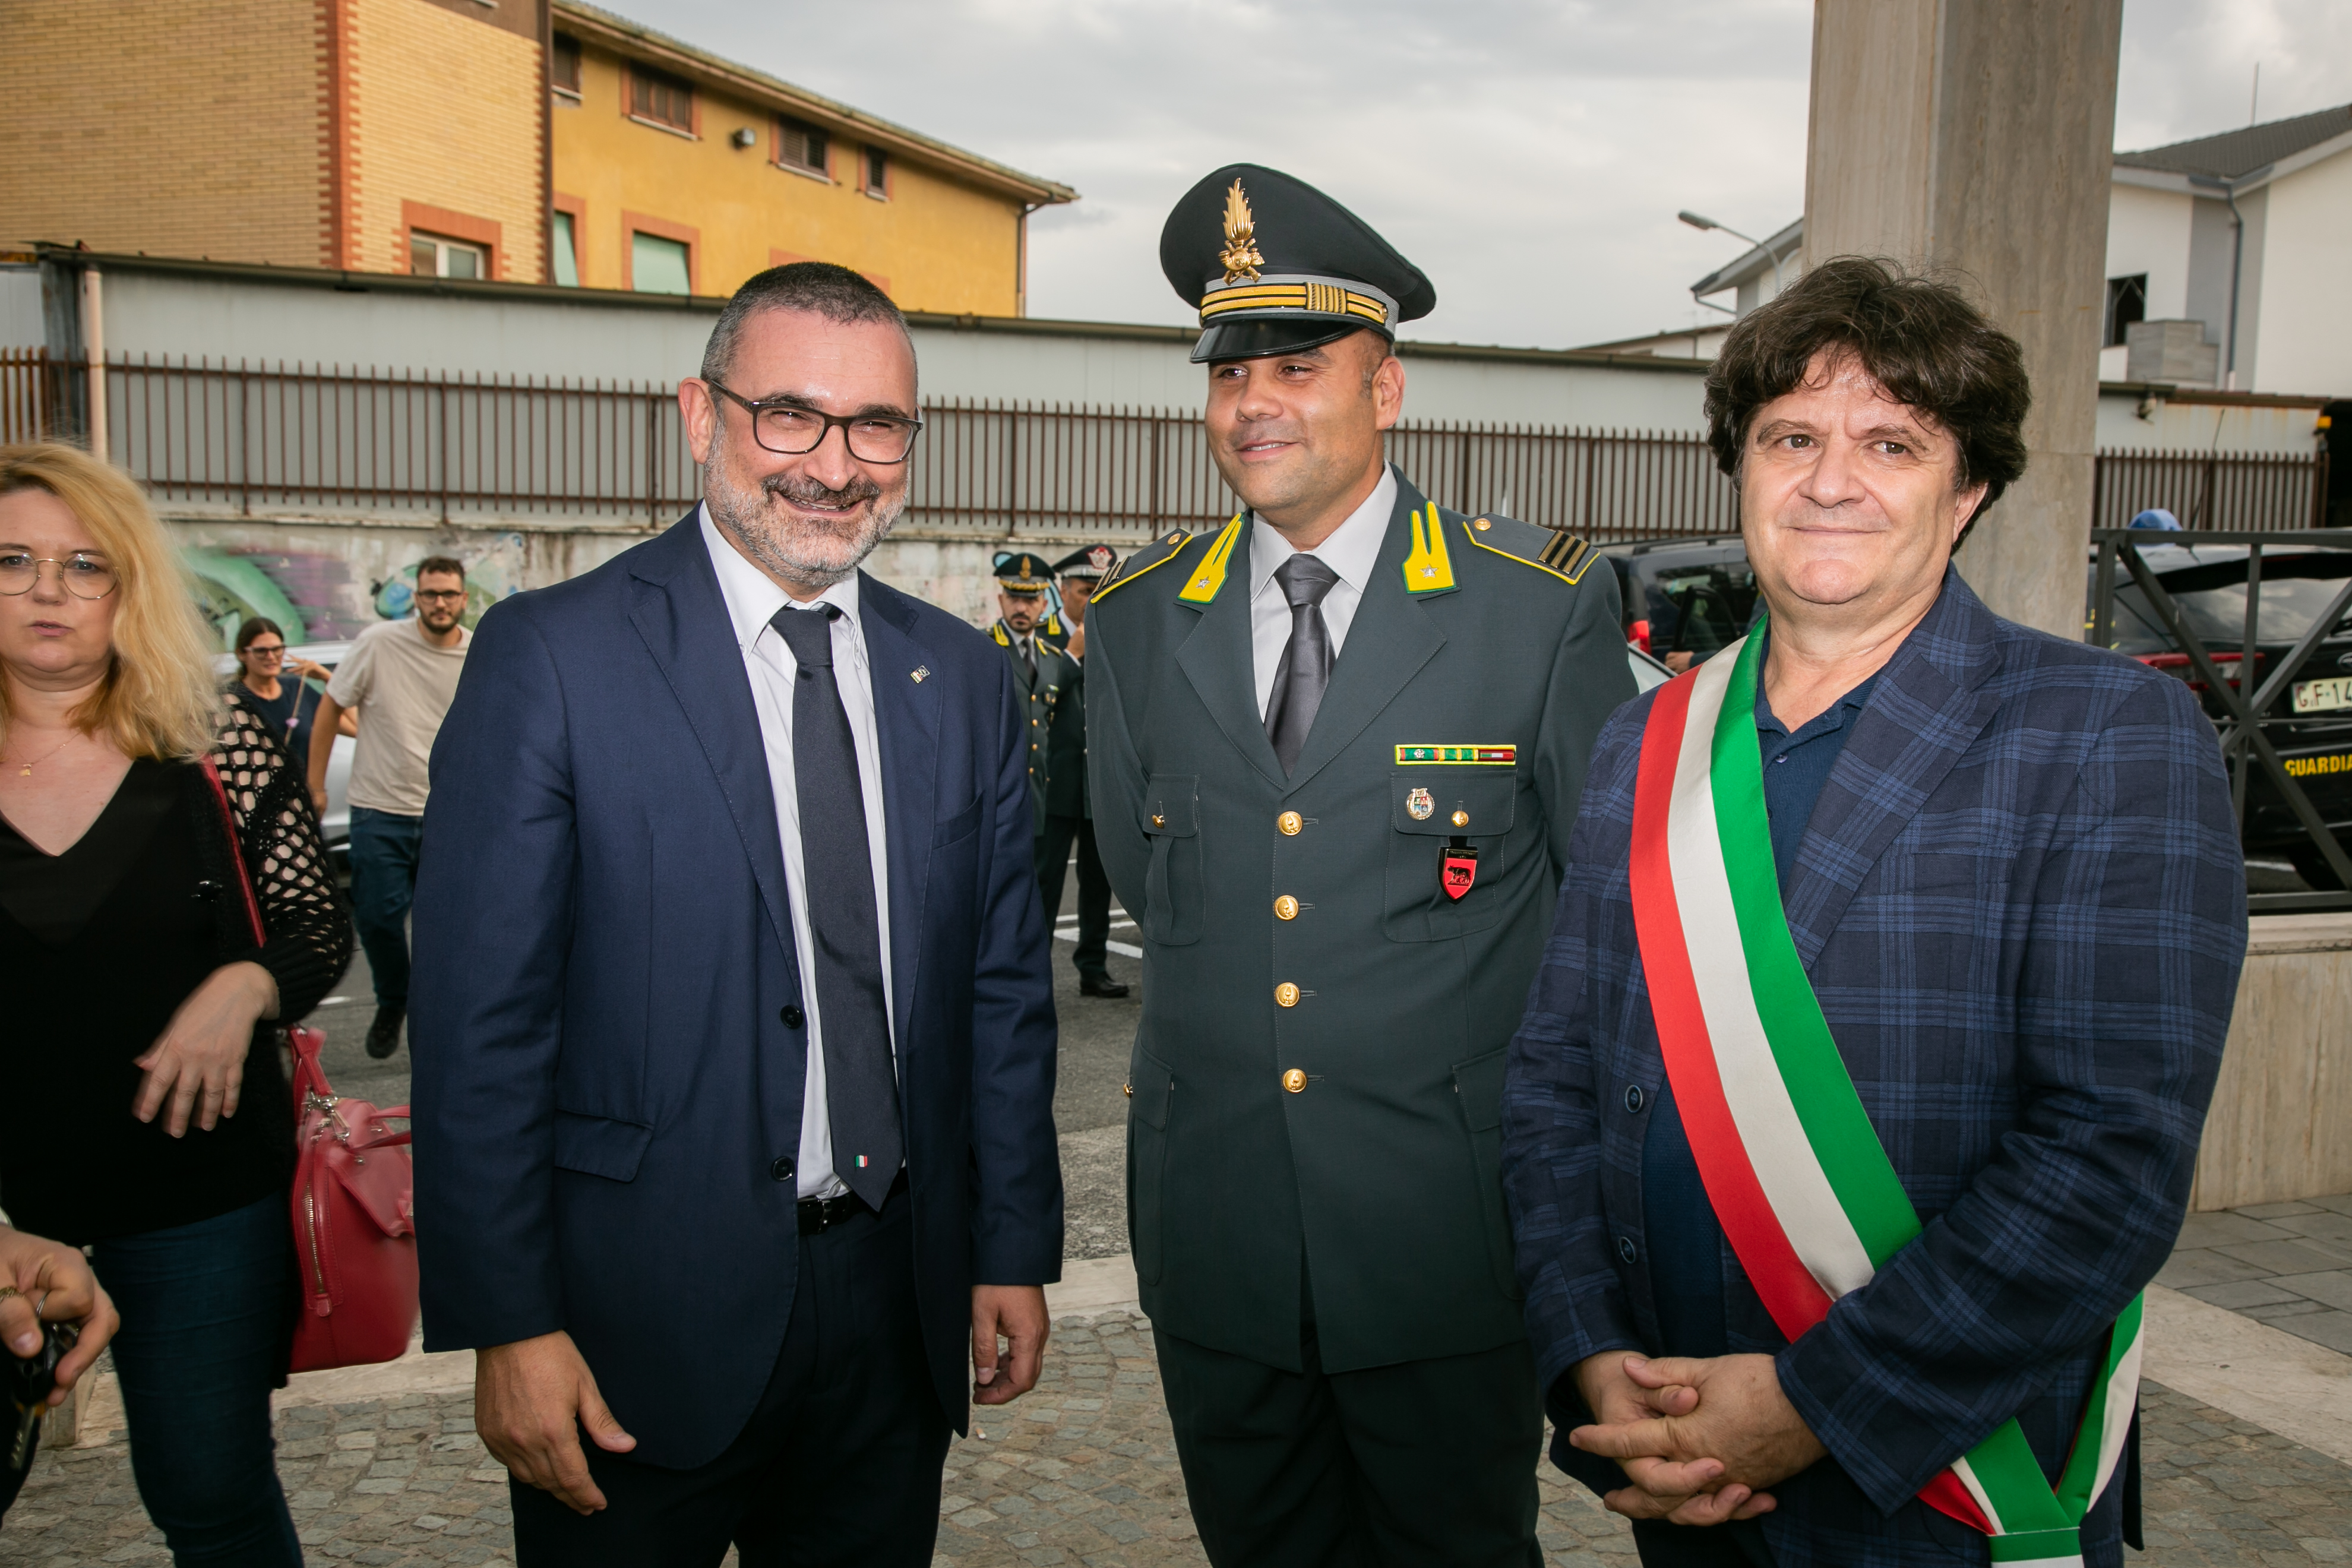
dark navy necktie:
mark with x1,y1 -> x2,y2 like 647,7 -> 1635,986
1265,554 -> 1340,776
770,605 -> 902,1209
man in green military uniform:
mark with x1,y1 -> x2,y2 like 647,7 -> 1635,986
1085,165 -> 1635,1566
1033,543 -> 1127,997
989,551 -> 1081,834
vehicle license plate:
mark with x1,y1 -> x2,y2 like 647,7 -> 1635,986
2294,676 -> 2352,714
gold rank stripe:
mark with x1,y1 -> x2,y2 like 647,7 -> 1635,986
1460,518 -> 1598,586
1199,284 -> 1391,325
1395,745 -> 1518,765
1177,514 -> 1245,604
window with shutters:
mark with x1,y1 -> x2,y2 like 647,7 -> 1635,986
862,147 -> 889,198
629,65 -> 694,133
777,116 -> 829,176
551,33 -> 581,99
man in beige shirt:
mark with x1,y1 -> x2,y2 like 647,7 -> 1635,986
308,556 -> 470,1058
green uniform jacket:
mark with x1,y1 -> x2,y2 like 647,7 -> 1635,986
1086,472 -> 1633,1374
992,619 -> 1083,830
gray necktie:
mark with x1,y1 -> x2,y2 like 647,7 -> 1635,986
1266,554 -> 1340,777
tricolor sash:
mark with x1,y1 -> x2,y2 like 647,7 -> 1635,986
1626,630 -> 2141,1568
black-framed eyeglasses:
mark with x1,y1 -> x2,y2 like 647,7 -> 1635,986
0,551 -> 116,600
705,380 -> 924,464
243,642 -> 287,659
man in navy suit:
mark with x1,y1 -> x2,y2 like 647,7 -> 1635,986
410,262 -> 1061,1565
1503,259 -> 2246,1566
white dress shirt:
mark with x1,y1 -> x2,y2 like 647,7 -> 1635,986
1247,466 -> 1398,719
699,507 -> 895,1201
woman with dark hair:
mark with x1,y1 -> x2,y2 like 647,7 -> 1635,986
0,442 -> 350,1566
227,616 -> 333,780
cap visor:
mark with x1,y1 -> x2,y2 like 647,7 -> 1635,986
1191,318 -> 1385,364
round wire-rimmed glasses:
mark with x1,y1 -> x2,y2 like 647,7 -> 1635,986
0,551 -> 117,600
704,380 -> 924,464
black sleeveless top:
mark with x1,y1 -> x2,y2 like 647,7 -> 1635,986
0,760 -> 296,1244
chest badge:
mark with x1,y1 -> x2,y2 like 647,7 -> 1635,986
1405,787 -> 1435,821
1441,842 -> 1480,901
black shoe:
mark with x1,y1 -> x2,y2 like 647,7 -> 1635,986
365,1005 -> 406,1060
1079,976 -> 1130,998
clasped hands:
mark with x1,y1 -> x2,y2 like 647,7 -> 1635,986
1569,1349 -> 1829,1525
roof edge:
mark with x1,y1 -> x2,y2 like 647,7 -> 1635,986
553,0 -> 1076,206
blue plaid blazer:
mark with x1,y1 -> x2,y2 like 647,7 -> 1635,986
1501,570 -> 2247,1566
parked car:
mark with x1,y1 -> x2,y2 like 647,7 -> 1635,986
1600,536 -> 1759,670
2092,542 -> 2352,889
213,640 -> 355,858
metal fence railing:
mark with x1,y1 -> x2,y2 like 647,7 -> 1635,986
1,348 -> 69,444
2088,527 -> 2352,913
1,350 -> 2334,544
2091,445 -> 2331,533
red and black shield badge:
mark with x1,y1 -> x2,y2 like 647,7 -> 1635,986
1440,843 -> 1479,901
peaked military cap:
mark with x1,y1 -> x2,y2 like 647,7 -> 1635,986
1161,163 -> 1436,364
994,551 -> 1052,593
1052,543 -> 1121,581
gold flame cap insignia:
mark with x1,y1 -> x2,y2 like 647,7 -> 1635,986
1219,179 -> 1265,286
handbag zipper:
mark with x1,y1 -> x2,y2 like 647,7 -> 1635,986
304,1184 -> 329,1305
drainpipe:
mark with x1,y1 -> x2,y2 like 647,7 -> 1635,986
2192,168 -> 2268,392
80,267 -> 105,459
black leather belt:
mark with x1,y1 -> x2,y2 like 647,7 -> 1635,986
796,1168 -> 908,1235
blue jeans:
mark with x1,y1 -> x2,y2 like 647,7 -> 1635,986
88,1194 -> 301,1567
349,806 -> 423,1009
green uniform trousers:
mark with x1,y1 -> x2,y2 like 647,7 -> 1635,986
1155,1282 -> 1543,1568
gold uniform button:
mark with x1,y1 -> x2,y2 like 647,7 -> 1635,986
1273,894 -> 1300,921
1275,982 -> 1301,1008
1278,811 -> 1304,836
1123,1083 -> 1133,1098
1152,813 -> 1167,827
1452,809 -> 1469,827
1282,1068 -> 1307,1093
1474,518 -> 1492,531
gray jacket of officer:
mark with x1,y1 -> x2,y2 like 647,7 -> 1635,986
1086,467 -> 1633,1373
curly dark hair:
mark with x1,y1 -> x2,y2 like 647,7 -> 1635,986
1704,257 -> 2032,527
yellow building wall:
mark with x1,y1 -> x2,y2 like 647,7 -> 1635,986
0,0 -> 326,265
347,0 -> 546,282
552,44 -> 1022,311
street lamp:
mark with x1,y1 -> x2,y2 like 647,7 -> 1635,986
1679,210 -> 1788,301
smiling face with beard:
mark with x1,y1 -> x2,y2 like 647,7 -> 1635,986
684,308 -> 918,598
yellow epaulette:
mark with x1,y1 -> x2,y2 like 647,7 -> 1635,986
1459,516 -> 1598,586
1092,523 -> 1205,605
991,622 -> 1011,646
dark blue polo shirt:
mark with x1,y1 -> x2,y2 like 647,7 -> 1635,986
1640,653 -> 1881,1357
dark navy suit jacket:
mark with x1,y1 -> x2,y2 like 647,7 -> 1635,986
410,515 -> 1061,1469
1502,572 -> 2247,1566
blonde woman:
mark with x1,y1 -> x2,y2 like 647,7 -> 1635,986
0,442 -> 349,1566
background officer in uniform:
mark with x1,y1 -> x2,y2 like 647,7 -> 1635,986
992,553 -> 1128,994
1085,165 -> 1635,1566
1035,545 -> 1126,997
989,552 -> 1077,832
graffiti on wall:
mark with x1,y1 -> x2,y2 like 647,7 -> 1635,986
187,534 -> 526,648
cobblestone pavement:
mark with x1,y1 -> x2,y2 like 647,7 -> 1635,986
2157,1193 -> 2352,1355
7,1310 -> 2351,1566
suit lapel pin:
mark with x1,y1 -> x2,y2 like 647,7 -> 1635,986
911,666 -> 930,682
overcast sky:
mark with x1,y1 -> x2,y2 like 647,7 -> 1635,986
602,0 -> 2352,349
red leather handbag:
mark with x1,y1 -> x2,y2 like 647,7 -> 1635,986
198,757 -> 420,1373
287,1025 -> 419,1373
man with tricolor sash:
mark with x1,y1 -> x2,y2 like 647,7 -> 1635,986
1502,258 -> 2248,1567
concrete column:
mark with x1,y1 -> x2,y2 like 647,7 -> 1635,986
1803,0 -> 2123,637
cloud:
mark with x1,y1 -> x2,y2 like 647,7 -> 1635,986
597,0 -> 2350,347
